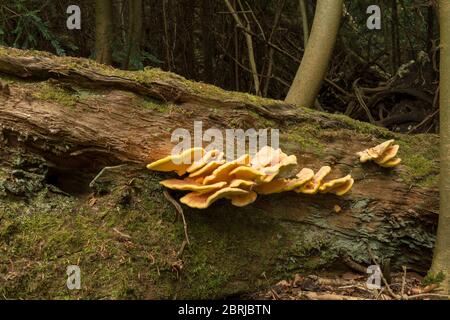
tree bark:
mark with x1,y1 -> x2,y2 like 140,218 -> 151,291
286,0 -> 343,108
431,0 -> 450,294
0,47 -> 440,298
299,0 -> 309,48
201,0 -> 214,83
123,0 -> 143,70
95,0 -> 113,65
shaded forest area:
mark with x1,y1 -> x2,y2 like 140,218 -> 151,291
0,0 -> 449,300
0,0 -> 440,132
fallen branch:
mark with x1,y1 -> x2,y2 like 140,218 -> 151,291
163,190 -> 190,245
89,164 -> 128,188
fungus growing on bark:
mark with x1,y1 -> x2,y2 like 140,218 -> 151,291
296,166 -> 332,194
229,166 -> 264,181
180,187 -> 249,209
284,168 -> 315,191
378,157 -> 402,168
319,175 -> 354,196
250,146 -> 285,169
229,179 -> 256,189
187,149 -> 223,173
147,147 -> 205,175
203,154 -> 251,184
254,168 -> 314,194
229,191 -> 258,207
253,178 -> 289,195
357,140 -> 401,168
160,179 -> 227,193
188,159 -> 226,178
259,154 -> 298,183
148,147 -> 354,209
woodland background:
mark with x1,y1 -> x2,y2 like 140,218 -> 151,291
0,0 -> 440,132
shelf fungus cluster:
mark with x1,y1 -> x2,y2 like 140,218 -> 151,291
356,139 -> 401,168
146,146 -> 354,209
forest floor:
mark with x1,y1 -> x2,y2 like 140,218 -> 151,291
243,271 -> 449,300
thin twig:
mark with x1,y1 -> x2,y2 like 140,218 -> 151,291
112,227 -> 132,240
163,190 -> 190,245
401,266 -> 407,299
406,293 -> 450,300
353,79 -> 376,124
408,109 -> 438,134
177,239 -> 188,258
89,164 -> 127,188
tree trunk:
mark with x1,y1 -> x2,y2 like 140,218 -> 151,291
431,0 -> 450,294
0,47 -> 439,299
123,0 -> 143,70
95,0 -> 113,65
299,0 -> 309,48
285,0 -> 343,108
201,0 -> 214,83
223,0 -> 260,95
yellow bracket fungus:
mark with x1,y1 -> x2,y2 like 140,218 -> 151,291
357,140 -> 401,168
296,166 -> 331,194
202,154 -> 250,185
147,147 -> 355,209
188,159 -> 225,178
160,179 -> 227,193
180,187 -> 249,209
146,147 -> 205,176
229,179 -> 256,189
229,166 -> 264,181
187,150 -> 224,173
229,191 -> 258,207
319,175 -> 354,196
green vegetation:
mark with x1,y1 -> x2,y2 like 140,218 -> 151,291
33,82 -> 79,107
422,271 -> 446,286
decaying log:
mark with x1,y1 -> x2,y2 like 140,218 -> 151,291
0,47 -> 439,299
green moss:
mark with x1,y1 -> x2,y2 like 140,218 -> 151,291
281,125 -> 326,156
422,271 -> 446,286
0,46 -> 287,109
397,135 -> 439,186
33,82 -> 78,107
138,97 -> 168,113
304,110 -> 395,139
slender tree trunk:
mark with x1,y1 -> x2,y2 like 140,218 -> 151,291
181,0 -> 196,80
201,0 -> 214,83
234,22 -> 240,91
162,0 -> 172,71
95,0 -> 113,65
285,0 -> 343,108
426,5 -> 434,54
391,0 -> 401,70
431,0 -> 450,294
223,0 -> 260,95
123,0 -> 142,70
262,0 -> 284,97
299,0 -> 309,48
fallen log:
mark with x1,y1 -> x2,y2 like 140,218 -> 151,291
0,47 -> 439,299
